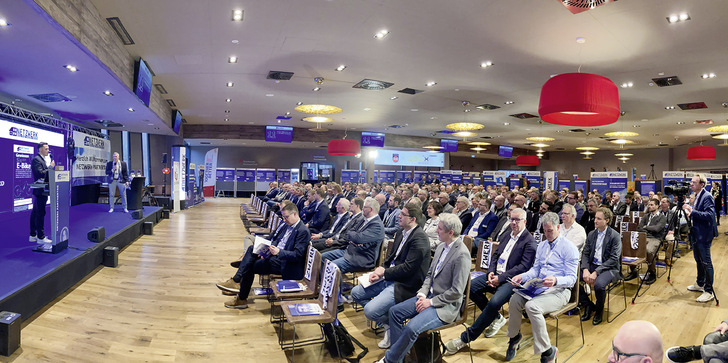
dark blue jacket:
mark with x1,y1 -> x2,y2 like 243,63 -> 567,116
488,229 -> 537,285
691,189 -> 719,243
307,200 -> 330,233
272,220 -> 311,280
464,211 -> 498,240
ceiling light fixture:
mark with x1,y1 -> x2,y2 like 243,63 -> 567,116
64,65 -> 78,72
701,73 -> 717,79
480,61 -> 494,68
445,122 -> 484,132
470,147 -> 486,152
453,131 -> 476,138
390,96 -> 398,100
712,134 -> 728,140
426,81 -> 437,87
228,56 -> 238,63
127,108 -> 134,112
526,136 -> 555,142
665,106 -> 675,110
295,104 -> 342,114
539,73 -> 620,127
576,146 -> 599,151
423,146 -> 444,150
611,139 -> 634,144
226,82 -> 234,87
0,18 -> 9,27
312,87 -> 320,91
232,9 -> 244,21
335,65 -> 346,71
687,145 -> 716,160
532,143 -> 550,148
504,101 -> 514,105
103,91 -> 113,96
302,116 -> 333,123
615,153 -> 634,157
580,151 -> 595,155
467,141 -> 491,146
374,29 -> 389,39
604,131 -> 639,137
667,13 -> 690,23
225,98 -> 231,103
620,82 -> 634,88
707,125 -> 728,133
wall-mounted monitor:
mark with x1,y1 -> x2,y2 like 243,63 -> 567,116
265,125 -> 293,143
361,131 -> 385,147
172,110 -> 182,134
498,145 -> 513,158
134,58 -> 153,107
440,139 -> 458,152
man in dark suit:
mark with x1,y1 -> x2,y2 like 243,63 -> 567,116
609,192 -> 627,217
326,184 -> 343,217
453,196 -> 473,234
29,141 -> 55,243
351,203 -> 430,349
322,197 -> 385,309
513,194 -> 535,233
444,208 -> 537,355
579,207 -> 622,325
310,198 -> 350,243
305,188 -> 330,234
579,198 -> 598,235
311,197 -> 364,252
625,198 -> 666,284
382,195 -> 403,238
105,151 -> 129,213
684,174 -> 719,303
526,188 -> 541,215
217,202 -> 310,309
261,181 -> 279,202
463,198 -> 499,252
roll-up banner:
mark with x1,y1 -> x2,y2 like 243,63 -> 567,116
188,162 -> 197,205
590,172 -> 610,195
71,131 -> 109,186
373,170 -> 379,183
662,171 -> 685,193
525,171 -> 541,190
461,172 -> 471,184
256,168 -> 276,182
543,171 -> 557,191
705,173 -> 723,192
452,170 -> 463,184
290,168 -> 300,183
379,170 -> 395,183
171,146 -> 186,212
440,170 -> 452,183
202,148 -> 218,197
472,172 -> 482,186
277,169 -> 291,183
639,180 -> 656,195
574,180 -> 588,193
341,169 -> 358,183
558,179 -> 572,192
509,177 -> 522,190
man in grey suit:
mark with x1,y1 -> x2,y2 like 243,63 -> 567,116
625,198 -> 666,284
322,197 -> 385,309
376,214 -> 470,363
351,203 -> 430,349
382,195 -> 403,238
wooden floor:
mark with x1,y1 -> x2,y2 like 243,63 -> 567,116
2,198 -> 727,362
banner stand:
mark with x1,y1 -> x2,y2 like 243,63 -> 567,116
33,169 -> 69,254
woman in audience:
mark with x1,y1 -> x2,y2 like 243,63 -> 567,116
423,201 -> 444,253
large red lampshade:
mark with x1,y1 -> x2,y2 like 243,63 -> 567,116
516,155 -> 540,167
687,146 -> 716,160
539,73 -> 620,127
327,139 -> 360,156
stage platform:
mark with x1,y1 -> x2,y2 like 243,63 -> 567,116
0,203 -> 163,320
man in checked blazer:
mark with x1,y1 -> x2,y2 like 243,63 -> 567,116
377,214 -> 470,363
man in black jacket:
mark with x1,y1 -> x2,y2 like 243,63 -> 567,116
105,151 -> 129,213
30,142 -> 55,243
351,202 -> 431,349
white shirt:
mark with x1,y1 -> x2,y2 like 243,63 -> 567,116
468,212 -> 488,237
560,222 -> 586,254
593,228 -> 607,265
424,216 -> 440,252
496,228 -> 525,274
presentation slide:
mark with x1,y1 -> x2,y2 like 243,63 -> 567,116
71,131 -> 110,186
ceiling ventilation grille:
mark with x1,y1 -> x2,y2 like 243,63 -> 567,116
106,17 -> 135,45
154,84 -> 168,94
559,0 -> 615,14
353,79 -> 394,90
166,99 -> 177,107
267,71 -> 294,80
95,120 -> 124,128
652,76 -> 682,87
28,93 -> 71,103
398,88 -> 423,95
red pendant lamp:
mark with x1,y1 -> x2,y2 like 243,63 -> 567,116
539,73 -> 620,127
328,139 -> 360,156
687,146 -> 716,160
516,155 -> 540,167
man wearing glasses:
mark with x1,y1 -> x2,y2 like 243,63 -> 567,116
463,198 -> 499,253
609,320 -> 663,363
683,173 -> 718,303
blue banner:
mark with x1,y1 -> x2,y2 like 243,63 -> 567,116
236,168 -> 255,182
510,178 -> 522,190
558,179 -> 572,192
525,171 -> 541,190
277,169 -> 291,183
440,170 -> 452,183
396,171 -> 411,183
662,171 -> 685,193
256,168 -> 276,182
452,170 -> 463,184
341,169 -> 359,183
379,170 -> 395,183
640,180 -> 656,195
373,170 -> 379,183
574,180 -> 588,193
216,168 -> 235,181
590,172 -> 611,195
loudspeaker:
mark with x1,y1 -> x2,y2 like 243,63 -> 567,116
103,246 -> 119,267
143,221 -> 153,235
0,311 -> 20,357
161,153 -> 168,164
87,226 -> 105,242
161,209 -> 170,219
131,210 -> 143,219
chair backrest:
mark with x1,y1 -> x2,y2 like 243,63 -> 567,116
475,240 -> 498,272
250,194 -> 255,205
318,261 -> 342,317
303,246 -> 323,292
375,239 -> 388,267
621,231 -> 647,259
462,235 -> 473,255
455,275 -> 472,323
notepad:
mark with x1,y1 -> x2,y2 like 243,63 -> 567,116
277,280 -> 305,292
289,303 -> 324,316
357,272 -> 383,289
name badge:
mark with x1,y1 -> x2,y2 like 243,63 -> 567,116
498,257 -> 505,265
592,257 -> 599,264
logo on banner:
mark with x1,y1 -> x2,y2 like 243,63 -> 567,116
9,127 -> 38,140
392,154 -> 399,163
82,136 -> 105,149
14,145 -> 34,154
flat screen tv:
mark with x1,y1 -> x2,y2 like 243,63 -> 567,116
134,58 -> 152,107
172,110 -> 182,134
440,139 -> 458,152
361,132 -> 385,147
265,125 -> 293,143
498,146 -> 513,158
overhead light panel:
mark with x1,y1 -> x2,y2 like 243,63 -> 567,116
426,81 -> 437,87
225,98 -> 231,103
232,9 -> 244,21
228,56 -> 238,63
0,18 -> 10,27
103,91 -> 113,96
374,29 -> 389,39
64,65 -> 78,72
667,12 -> 690,23
701,73 -> 716,79
480,61 -> 494,68
226,82 -> 234,87
335,65 -> 346,71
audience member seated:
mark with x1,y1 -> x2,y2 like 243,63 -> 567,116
216,203 -> 310,309
666,318 -> 728,362
560,203 -> 587,254
375,214 -> 470,363
579,207 -> 622,326
504,212 -> 580,363
383,195 -> 403,238
609,320 -> 663,363
463,198 -> 499,254
491,204 -> 518,241
610,192 -> 627,217
625,198 -> 666,285
351,203 -> 430,349
311,198 -> 364,252
305,188 -> 331,234
423,201 -> 444,253
579,198 -> 599,235
321,197 -> 385,310
444,208 -> 537,356
310,198 -> 351,244
439,192 -> 454,213
452,196 -> 473,234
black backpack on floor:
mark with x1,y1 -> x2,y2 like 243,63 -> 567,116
322,320 -> 368,363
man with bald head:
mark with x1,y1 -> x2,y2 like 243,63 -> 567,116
609,320 -> 663,363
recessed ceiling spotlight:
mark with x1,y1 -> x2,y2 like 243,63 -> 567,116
312,87 -> 320,91
127,108 -> 134,112
576,37 -> 586,44
426,81 -> 437,87
335,65 -> 346,71
480,61 -> 494,68
232,9 -> 244,21
224,110 -> 230,113
620,82 -> 634,88
265,93 -> 274,97
667,12 -> 690,23
676,121 -> 685,124
225,118 -> 229,122
225,98 -> 231,102
277,119 -> 281,123
701,73 -> 717,79
64,65 -> 78,72
411,109 -> 419,112
103,90 -> 113,96
665,106 -> 675,110
232,40 -> 239,44
503,122 -> 510,126
226,82 -> 234,87
0,18 -> 9,27
285,112 -> 291,116
430,117 -> 437,120
296,101 -> 303,106
504,101 -> 514,105
228,56 -> 238,63
363,107 -> 371,111
390,96 -> 398,100
633,125 -> 640,128
374,29 -> 389,39
463,109 -> 471,113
